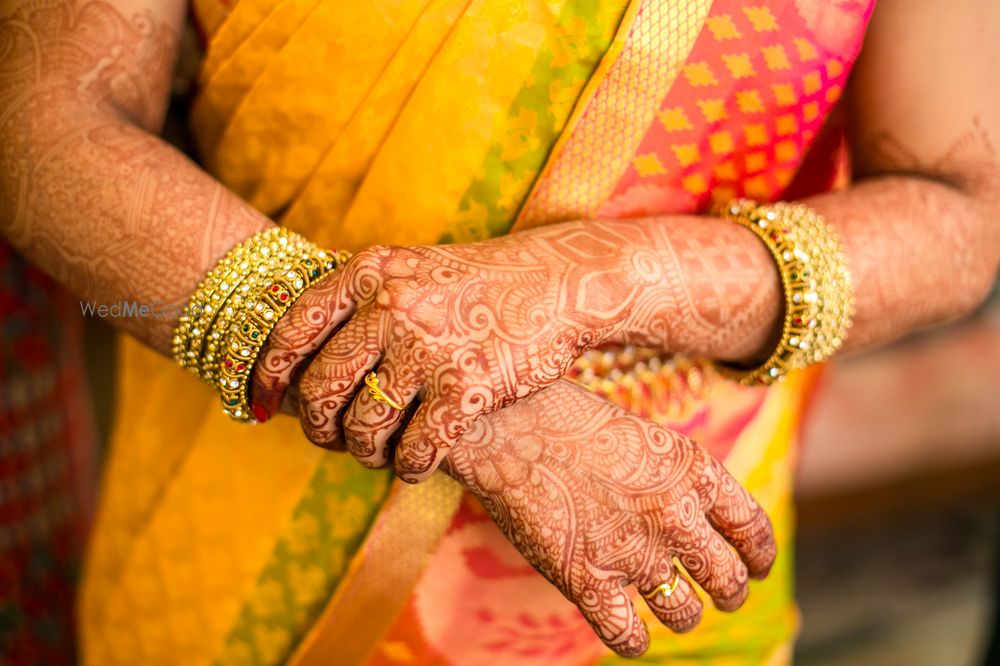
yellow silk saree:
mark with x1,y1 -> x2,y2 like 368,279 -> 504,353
80,0 -> 874,664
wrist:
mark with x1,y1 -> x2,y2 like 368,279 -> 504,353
715,200 -> 855,385
601,215 -> 783,362
171,227 -> 349,422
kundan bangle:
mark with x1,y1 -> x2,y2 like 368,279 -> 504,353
172,227 -> 350,422
717,199 -> 854,385
172,228 -> 311,374
217,251 -> 347,421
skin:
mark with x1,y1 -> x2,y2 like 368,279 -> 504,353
258,185 -> 999,482
253,220 -> 780,474
0,0 -> 272,347
1,0 -> 997,656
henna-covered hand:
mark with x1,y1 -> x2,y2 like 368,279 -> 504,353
440,378 -> 776,657
253,224 -> 644,480
251,219 -> 779,482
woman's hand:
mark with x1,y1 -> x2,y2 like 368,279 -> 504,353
441,378 -> 776,657
253,222 -> 667,481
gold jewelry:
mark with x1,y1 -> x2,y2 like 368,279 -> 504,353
643,570 -> 681,600
196,248 -> 314,382
172,228 -> 311,375
718,199 -> 854,385
365,372 -> 405,411
172,227 -> 350,422
216,256 -> 336,421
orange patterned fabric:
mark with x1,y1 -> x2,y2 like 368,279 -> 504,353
600,0 -> 872,216
516,0 -> 714,229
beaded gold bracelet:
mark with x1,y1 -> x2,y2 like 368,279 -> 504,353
172,227 -> 350,422
172,228 -> 311,373
718,199 -> 854,385
217,250 -> 349,422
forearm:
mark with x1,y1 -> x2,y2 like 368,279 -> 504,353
1,113 -> 273,352
803,177 -> 997,350
0,1 -> 273,353
592,175 -> 998,362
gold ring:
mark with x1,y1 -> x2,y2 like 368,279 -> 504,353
642,569 -> 681,600
365,372 -> 405,410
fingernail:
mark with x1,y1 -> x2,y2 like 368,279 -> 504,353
252,402 -> 269,423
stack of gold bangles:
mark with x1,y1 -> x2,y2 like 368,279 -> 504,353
172,227 -> 350,422
718,199 -> 855,385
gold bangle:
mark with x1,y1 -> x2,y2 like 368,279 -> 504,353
197,250 -> 315,382
172,228 -> 311,373
717,199 -> 854,385
172,227 -> 350,422
217,252 -> 344,421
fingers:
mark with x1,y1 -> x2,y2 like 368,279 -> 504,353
392,399 -> 459,483
251,247 -> 387,421
393,395 -> 477,483
674,517 -> 749,612
342,357 -> 423,469
251,272 -> 350,420
574,583 -> 650,658
635,560 -> 703,634
705,458 -> 777,580
297,307 -> 384,449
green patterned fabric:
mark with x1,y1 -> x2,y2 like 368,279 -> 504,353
215,459 -> 392,666
441,0 -> 628,243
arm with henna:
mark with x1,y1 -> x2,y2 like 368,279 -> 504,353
255,0 -> 998,481
0,0 -> 272,351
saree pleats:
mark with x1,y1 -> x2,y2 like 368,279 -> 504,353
80,0 -> 875,664
279,0 -> 474,242
281,0 -> 628,250
287,473 -> 463,666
